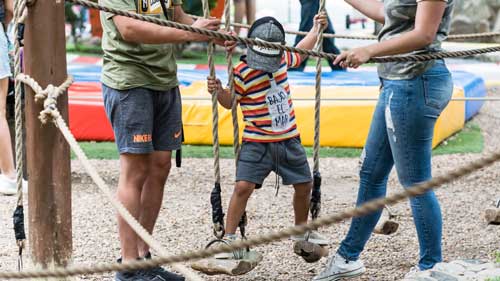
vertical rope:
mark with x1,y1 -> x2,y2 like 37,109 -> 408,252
313,0 -> 325,173
203,0 -> 221,184
12,0 -> 27,269
224,0 -> 240,162
13,0 -> 26,208
310,0 -> 326,221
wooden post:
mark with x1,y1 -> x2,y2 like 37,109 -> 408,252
24,0 -> 72,273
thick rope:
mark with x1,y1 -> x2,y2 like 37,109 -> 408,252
65,0 -> 500,63
12,0 -> 27,257
313,1 -> 325,173
187,14 -> 500,41
1,146 -> 500,279
179,97 -> 500,102
224,0 -> 240,161
16,76 -> 204,281
13,0 -> 26,209
202,0 -> 221,184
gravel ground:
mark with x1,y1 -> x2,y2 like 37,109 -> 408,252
0,88 -> 499,281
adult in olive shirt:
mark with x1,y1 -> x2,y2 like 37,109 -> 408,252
100,1 -> 233,280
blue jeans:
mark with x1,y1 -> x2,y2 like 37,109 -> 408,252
292,0 -> 341,71
337,60 -> 453,270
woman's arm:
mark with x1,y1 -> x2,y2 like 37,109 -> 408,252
334,1 -> 447,68
345,0 -> 385,24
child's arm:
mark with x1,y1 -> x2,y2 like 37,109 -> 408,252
295,12 -> 329,61
207,77 -> 233,109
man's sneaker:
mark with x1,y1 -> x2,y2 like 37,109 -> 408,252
313,253 -> 366,281
115,270 -> 150,281
0,174 -> 27,195
142,252 -> 185,281
291,230 -> 330,246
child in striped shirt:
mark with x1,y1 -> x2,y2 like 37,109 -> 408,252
207,13 -> 329,252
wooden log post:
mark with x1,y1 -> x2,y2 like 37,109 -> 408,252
24,0 -> 72,274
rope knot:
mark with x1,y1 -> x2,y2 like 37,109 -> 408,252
39,85 -> 61,124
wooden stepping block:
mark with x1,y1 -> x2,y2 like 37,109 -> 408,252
293,240 -> 329,263
191,250 -> 263,275
484,208 -> 500,225
374,207 -> 399,235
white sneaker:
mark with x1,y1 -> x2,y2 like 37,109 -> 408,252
291,230 -> 330,246
0,174 -> 27,196
313,253 -> 366,281
402,266 -> 421,280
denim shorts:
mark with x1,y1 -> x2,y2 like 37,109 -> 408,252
0,25 -> 12,79
102,85 -> 182,154
236,137 -> 312,186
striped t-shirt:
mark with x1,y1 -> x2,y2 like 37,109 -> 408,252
234,52 -> 302,142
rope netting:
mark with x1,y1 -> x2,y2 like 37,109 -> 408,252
6,0 -> 500,279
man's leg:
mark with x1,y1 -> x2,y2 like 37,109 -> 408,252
292,0 -> 318,71
245,0 -> 256,25
137,151 -> 172,257
117,153 -> 150,261
225,180 -> 255,234
292,181 -> 312,225
233,0 -> 246,35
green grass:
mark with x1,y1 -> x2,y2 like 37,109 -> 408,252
433,122 -> 484,156
495,251 -> 500,264
486,277 -> 500,281
74,122 -> 483,160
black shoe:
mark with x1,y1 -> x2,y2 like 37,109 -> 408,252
142,252 -> 185,281
115,270 -> 150,281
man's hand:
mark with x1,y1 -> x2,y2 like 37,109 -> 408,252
207,76 -> 223,94
190,17 -> 222,41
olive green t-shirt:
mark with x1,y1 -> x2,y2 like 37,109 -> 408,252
377,0 -> 454,80
100,0 -> 182,91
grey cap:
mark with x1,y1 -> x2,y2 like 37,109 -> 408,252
246,17 -> 285,73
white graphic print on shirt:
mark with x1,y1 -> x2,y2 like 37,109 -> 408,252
265,78 -> 291,132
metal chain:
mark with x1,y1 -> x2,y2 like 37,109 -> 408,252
64,0 -> 500,63
1,145 -> 500,279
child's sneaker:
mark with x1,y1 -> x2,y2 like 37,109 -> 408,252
213,235 -> 246,260
291,230 -> 329,246
0,174 -> 28,195
312,253 -> 366,281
